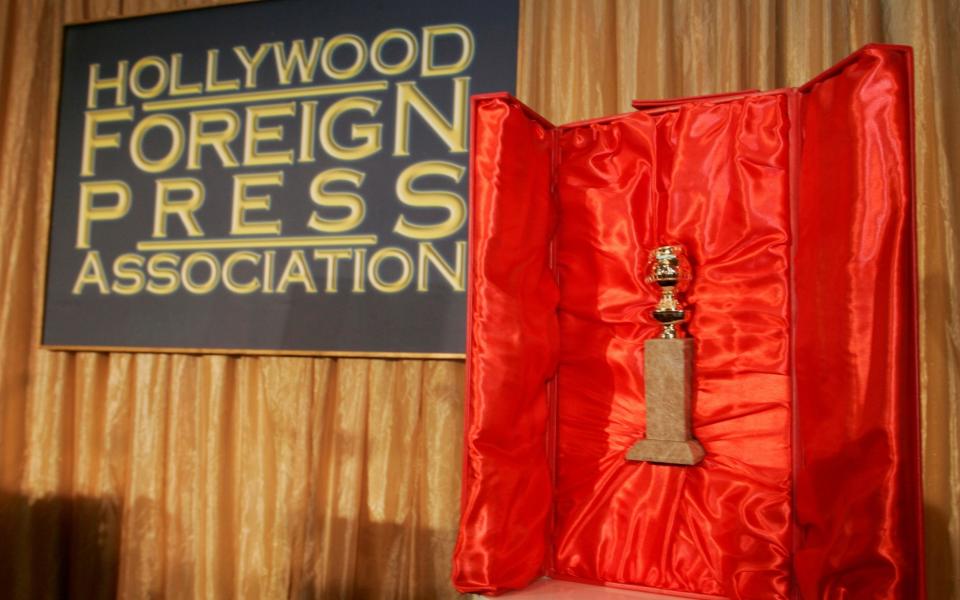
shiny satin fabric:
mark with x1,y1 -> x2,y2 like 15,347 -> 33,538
553,94 -> 792,599
793,46 -> 924,599
455,46 -> 923,599
452,96 -> 559,594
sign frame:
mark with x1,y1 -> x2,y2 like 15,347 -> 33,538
39,0 -> 519,359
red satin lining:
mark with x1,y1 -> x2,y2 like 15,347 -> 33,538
793,45 -> 924,599
452,96 -> 559,594
552,95 -> 792,599
453,45 -> 922,600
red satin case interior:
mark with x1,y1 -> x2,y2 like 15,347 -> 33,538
452,45 -> 924,600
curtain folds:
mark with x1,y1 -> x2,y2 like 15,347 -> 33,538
0,0 -> 956,598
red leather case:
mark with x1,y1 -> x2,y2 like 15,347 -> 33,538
452,45 -> 924,600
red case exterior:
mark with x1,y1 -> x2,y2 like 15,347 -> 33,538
453,45 -> 924,600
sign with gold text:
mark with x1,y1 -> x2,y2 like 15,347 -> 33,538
42,0 -> 518,357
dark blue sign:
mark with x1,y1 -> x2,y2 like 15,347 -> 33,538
43,0 -> 518,357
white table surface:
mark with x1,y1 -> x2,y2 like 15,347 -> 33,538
467,578 -> 722,599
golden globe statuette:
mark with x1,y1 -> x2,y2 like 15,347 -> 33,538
626,245 -> 705,466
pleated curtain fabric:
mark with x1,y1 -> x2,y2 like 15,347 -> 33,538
0,1 -> 956,598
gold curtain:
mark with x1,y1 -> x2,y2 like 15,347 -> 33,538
0,0 -> 956,598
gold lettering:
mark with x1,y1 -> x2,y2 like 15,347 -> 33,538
319,97 -> 382,160
370,29 -> 417,75
205,49 -> 241,93
169,53 -> 202,96
71,251 -> 110,295
417,241 -> 466,291
262,250 -> 276,293
299,101 -> 318,162
307,168 -> 366,233
129,56 -> 170,99
233,43 -> 272,88
146,252 -> 180,294
112,253 -> 146,295
312,249 -> 352,292
320,34 -> 367,80
231,171 -> 283,235
367,247 -> 413,293
87,61 -> 128,109
276,250 -> 317,293
77,181 -> 131,249
243,102 -> 295,166
273,37 -> 324,84
81,107 -> 134,177
130,113 -> 185,173
223,251 -> 261,294
153,178 -> 205,238
352,248 -> 366,292
393,160 -> 466,240
181,252 -> 219,294
394,77 -> 469,155
421,24 -> 475,77
188,108 -> 240,169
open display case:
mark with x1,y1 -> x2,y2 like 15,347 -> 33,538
452,45 -> 924,599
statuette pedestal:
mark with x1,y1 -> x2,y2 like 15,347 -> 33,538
626,338 -> 704,465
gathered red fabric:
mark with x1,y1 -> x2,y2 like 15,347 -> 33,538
551,93 -> 793,599
453,45 -> 923,599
